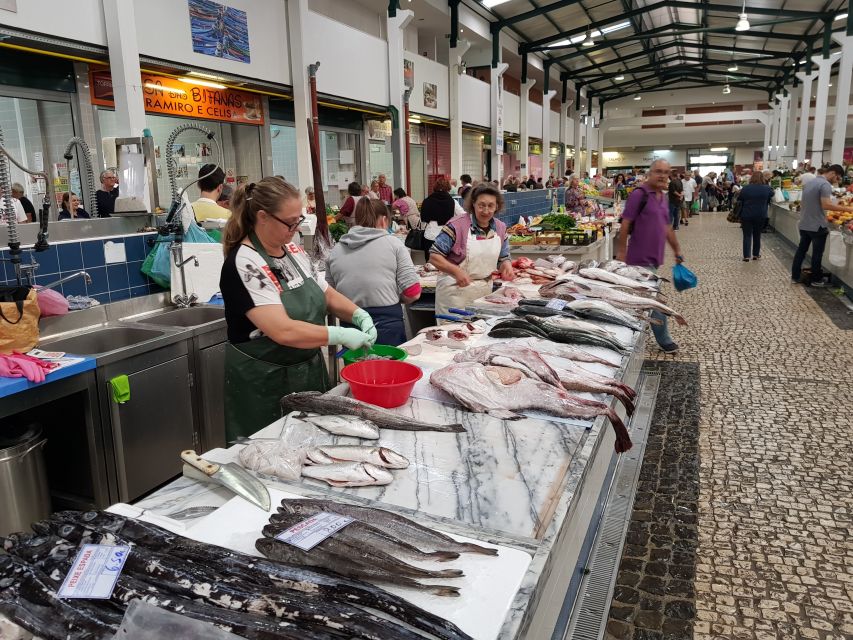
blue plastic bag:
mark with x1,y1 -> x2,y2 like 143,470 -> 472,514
672,263 -> 697,292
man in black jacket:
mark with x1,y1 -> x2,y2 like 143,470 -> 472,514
95,170 -> 119,217
11,183 -> 35,222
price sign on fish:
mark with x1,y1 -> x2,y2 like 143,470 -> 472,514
275,512 -> 355,551
57,544 -> 131,599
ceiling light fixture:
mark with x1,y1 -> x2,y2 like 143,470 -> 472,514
187,71 -> 225,81
615,73 -> 625,81
633,94 -> 642,101
582,29 -> 596,46
178,77 -> 226,89
482,0 -> 511,8
600,21 -> 631,35
835,13 -> 848,21
727,63 -> 738,72
722,84 -> 731,94
735,2 -> 750,31
710,147 -> 729,151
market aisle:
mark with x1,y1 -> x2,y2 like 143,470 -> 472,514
634,212 -> 853,638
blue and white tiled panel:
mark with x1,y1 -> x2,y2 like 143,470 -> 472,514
497,190 -> 554,226
0,233 -> 166,304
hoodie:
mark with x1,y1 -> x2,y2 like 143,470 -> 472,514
325,226 -> 419,308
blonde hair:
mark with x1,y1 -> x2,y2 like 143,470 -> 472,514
354,197 -> 389,228
222,176 -> 301,256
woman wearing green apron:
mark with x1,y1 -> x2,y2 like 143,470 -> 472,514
220,177 -> 377,441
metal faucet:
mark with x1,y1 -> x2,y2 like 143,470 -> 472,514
41,271 -> 92,291
176,255 -> 199,268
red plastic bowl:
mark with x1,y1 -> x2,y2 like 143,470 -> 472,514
340,360 -> 423,408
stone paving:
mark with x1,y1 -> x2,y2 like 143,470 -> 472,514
607,213 -> 853,640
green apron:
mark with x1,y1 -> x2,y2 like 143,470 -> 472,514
224,233 -> 330,441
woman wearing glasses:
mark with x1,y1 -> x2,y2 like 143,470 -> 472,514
429,183 -> 515,322
220,177 -> 377,440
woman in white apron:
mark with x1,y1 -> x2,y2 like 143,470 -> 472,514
429,183 -> 515,320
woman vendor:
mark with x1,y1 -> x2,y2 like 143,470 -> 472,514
565,175 -> 588,216
429,183 -> 515,320
220,177 -> 377,440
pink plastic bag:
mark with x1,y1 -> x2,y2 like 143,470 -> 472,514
35,287 -> 69,317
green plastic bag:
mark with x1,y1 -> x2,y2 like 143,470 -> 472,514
691,200 -> 699,213
140,243 -> 170,289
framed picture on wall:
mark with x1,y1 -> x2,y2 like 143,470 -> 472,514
188,0 -> 251,63
423,83 -> 437,109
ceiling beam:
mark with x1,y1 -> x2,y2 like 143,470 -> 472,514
496,0 -> 585,29
597,78 -> 773,102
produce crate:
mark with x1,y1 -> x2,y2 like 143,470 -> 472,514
509,235 -> 536,245
536,233 -> 563,245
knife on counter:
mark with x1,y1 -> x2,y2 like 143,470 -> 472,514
180,449 -> 271,511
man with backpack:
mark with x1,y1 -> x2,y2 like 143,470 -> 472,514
615,159 -> 685,353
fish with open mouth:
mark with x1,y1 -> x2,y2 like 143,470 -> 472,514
430,362 -> 632,453
305,445 -> 410,469
301,462 -> 394,487
281,391 -> 465,433
279,499 -> 498,556
540,280 -> 687,325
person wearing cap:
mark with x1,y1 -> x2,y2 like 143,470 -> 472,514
191,164 -> 231,222
792,163 -> 853,287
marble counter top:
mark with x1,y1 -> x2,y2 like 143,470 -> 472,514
134,313 -> 647,639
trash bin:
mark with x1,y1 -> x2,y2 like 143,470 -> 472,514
0,423 -> 50,536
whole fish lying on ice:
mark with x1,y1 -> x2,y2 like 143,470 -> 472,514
539,280 -> 687,325
514,337 -> 622,368
562,298 -> 645,330
483,286 -> 525,306
579,267 -> 659,292
301,462 -> 394,487
305,445 -> 410,468
430,362 -> 632,452
601,260 -> 666,282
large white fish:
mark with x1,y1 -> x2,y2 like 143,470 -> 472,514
579,267 -> 659,292
301,462 -> 394,487
306,445 -> 410,469
300,414 -> 380,439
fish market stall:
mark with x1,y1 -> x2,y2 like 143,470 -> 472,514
0,263 -> 676,640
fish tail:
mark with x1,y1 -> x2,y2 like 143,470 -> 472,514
617,382 -> 637,399
609,411 -> 633,453
461,543 -> 499,555
428,550 -> 461,562
617,392 -> 636,416
428,585 -> 462,597
434,568 -> 465,578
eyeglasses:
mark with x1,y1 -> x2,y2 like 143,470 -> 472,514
268,213 -> 305,231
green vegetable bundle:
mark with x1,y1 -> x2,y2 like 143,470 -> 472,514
329,221 -> 349,241
538,214 -> 577,233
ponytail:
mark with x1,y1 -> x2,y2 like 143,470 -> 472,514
222,176 -> 301,256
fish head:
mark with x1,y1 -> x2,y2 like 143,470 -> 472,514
363,463 -> 394,485
378,448 -> 410,469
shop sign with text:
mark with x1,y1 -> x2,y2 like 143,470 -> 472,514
90,70 -> 264,125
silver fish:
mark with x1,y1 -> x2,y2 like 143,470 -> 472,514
282,392 -> 465,433
300,414 -> 381,439
564,298 -> 643,330
301,462 -> 394,487
540,280 -> 687,325
453,344 -> 562,387
579,267 -> 659,291
514,337 -> 621,368
306,445 -> 410,469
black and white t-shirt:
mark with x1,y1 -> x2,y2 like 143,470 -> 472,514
220,242 -> 328,344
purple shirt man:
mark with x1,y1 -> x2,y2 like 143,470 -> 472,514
621,183 -> 670,267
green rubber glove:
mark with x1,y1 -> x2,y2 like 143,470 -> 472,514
352,308 -> 378,346
327,326 -> 373,351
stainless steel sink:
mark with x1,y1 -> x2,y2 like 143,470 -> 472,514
132,306 -> 225,327
40,327 -> 166,355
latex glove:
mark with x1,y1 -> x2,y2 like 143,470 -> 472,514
0,355 -> 45,383
327,326 -> 374,351
351,309 -> 378,346
0,355 -> 24,379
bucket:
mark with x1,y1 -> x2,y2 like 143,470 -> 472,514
340,360 -> 422,408
0,423 -> 50,536
341,344 -> 408,366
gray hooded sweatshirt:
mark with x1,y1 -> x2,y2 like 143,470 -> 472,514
325,227 -> 419,308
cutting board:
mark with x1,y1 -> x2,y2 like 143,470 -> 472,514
170,242 -> 224,303
182,487 -> 531,640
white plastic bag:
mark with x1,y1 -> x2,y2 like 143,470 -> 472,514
237,417 -> 318,481
773,188 -> 785,203
828,230 -> 847,267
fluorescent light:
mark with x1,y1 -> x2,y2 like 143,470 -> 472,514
600,21 -> 631,35
735,12 -> 750,31
188,70 -> 225,81
144,82 -> 186,94
482,0 -> 511,7
615,73 -> 625,81
835,13 -> 847,21
633,94 -> 642,101
727,64 -> 738,72
409,116 -> 421,123
710,147 -> 729,151
178,77 -> 226,89
723,84 -> 731,94
654,149 -> 670,154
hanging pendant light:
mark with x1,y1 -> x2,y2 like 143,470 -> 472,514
633,93 -> 642,101
735,2 -> 750,31
723,84 -> 732,94
615,72 -> 625,81
582,29 -> 596,46
727,63 -> 738,72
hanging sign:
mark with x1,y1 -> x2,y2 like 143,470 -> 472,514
89,69 -> 264,125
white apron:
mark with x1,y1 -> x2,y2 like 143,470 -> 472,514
435,229 -> 502,322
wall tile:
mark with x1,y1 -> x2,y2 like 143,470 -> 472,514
127,261 -> 148,289
109,288 -> 131,303
107,263 -> 129,291
58,243 -> 84,271
90,293 -> 110,305
130,285 -> 149,298
125,235 -> 146,262
86,266 -> 108,296
82,241 -> 105,268
34,245 -> 59,275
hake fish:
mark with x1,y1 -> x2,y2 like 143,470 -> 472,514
280,499 -> 498,556
299,414 -> 380,439
430,362 -> 632,453
283,391 -> 465,432
268,512 -> 460,563
306,445 -> 410,469
453,344 -> 562,387
514,337 -> 622,368
579,267 -> 659,291
563,298 -> 644,330
301,462 -> 394,487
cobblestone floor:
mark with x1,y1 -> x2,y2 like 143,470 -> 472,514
608,213 -> 853,640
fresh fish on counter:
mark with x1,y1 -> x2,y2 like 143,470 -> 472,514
511,303 -> 577,319
282,391 -> 465,433
301,462 -> 394,487
299,414 -> 380,439
515,337 -> 622,368
562,299 -> 644,330
269,512 -> 460,563
279,499 -> 498,557
424,328 -> 470,349
38,512 -> 474,640
601,260 -> 666,282
483,286 -> 525,305
305,445 -> 410,469
417,321 -> 486,335
540,280 -> 687,325
487,318 -> 550,339
541,316 -> 630,345
524,315 -> 629,353
453,343 -> 562,387
577,259 -> 599,270
540,355 -> 637,415
256,537 -> 462,597
429,362 -> 632,452
579,267 -> 659,292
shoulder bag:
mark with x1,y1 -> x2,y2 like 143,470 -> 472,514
727,196 -> 742,223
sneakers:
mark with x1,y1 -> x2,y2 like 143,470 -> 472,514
743,258 -> 750,262
791,278 -> 801,284
659,342 -> 679,353
810,281 -> 827,288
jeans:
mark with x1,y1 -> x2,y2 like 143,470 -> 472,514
650,310 -> 674,348
740,218 -> 764,258
791,228 -> 829,283
669,202 -> 680,230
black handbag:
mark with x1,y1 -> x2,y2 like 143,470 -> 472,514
404,226 -> 427,251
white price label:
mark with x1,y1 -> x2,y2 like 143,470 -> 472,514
275,512 -> 354,551
58,545 -> 130,599
546,299 -> 568,310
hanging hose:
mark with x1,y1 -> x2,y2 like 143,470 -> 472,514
63,136 -> 98,218
0,126 -> 18,249
164,123 -> 221,207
